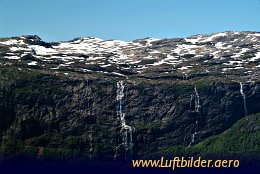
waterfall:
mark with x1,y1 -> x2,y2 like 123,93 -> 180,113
84,79 -> 93,160
189,86 -> 201,146
86,79 -> 92,116
191,134 -> 195,145
115,81 -> 134,161
88,127 -> 93,160
189,86 -> 200,112
239,82 -> 248,116
190,121 -> 198,146
116,81 -> 125,125
194,86 -> 201,113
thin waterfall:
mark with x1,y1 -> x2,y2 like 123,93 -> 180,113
88,127 -> 93,160
189,86 -> 201,146
239,82 -> 248,116
115,81 -> 134,161
87,80 -> 91,115
116,81 -> 125,125
194,86 -> 201,113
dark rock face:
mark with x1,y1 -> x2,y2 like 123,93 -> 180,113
0,86 -> 16,132
0,74 -> 259,161
0,32 -> 260,163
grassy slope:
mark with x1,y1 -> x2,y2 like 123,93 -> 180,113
192,113 -> 260,157
145,113 -> 260,163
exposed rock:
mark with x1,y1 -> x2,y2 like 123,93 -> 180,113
0,32 -> 260,164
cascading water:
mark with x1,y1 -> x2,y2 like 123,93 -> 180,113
194,86 -> 201,113
86,80 -> 91,116
115,81 -> 134,161
88,127 -> 93,160
239,82 -> 248,116
189,86 -> 201,146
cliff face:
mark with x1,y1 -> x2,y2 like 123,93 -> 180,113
0,32 -> 260,163
0,74 -> 260,162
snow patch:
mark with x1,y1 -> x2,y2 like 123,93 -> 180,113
204,33 -> 227,42
4,56 -> 20,60
29,45 -> 58,55
28,61 -> 37,66
249,52 -> 260,62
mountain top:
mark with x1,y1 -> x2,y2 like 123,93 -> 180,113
0,31 -> 260,82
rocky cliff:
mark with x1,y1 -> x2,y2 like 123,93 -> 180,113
0,32 -> 260,164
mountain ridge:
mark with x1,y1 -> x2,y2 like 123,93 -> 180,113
1,31 -> 260,165
1,31 -> 260,82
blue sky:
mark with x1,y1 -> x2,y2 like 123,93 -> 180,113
0,0 -> 259,41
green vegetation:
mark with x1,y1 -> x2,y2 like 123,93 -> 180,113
144,113 -> 260,160
0,66 -> 32,83
0,134 -> 88,160
193,79 -> 210,90
26,134 -> 52,147
0,136 -> 24,155
42,147 -> 81,159
192,113 -> 260,156
135,122 -> 161,131
170,84 -> 194,93
2,113 -> 259,161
